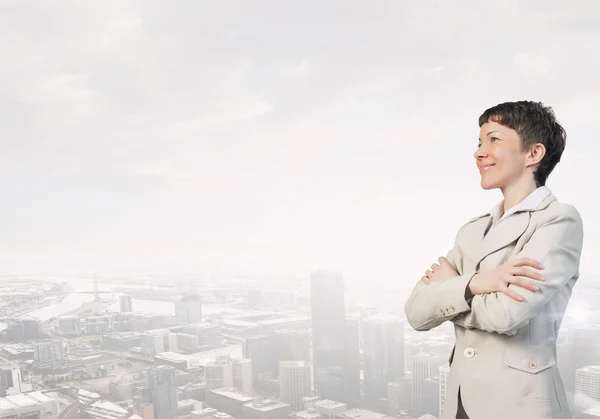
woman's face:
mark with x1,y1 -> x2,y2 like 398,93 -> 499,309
474,120 -> 529,190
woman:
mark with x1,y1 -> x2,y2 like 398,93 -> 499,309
404,101 -> 583,419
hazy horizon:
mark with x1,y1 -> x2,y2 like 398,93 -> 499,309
1,1 -> 599,284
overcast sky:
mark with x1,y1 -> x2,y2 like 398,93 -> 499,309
1,0 -> 599,285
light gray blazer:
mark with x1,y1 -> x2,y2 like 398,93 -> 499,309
405,193 -> 584,419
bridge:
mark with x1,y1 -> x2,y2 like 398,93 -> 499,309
49,291 -> 115,295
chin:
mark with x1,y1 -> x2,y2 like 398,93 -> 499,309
480,179 -> 499,190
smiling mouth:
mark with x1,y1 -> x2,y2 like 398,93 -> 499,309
479,164 -> 495,172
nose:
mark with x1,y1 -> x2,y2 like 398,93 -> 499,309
474,143 -> 488,160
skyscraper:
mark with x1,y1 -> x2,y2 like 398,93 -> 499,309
361,313 -> 405,410
343,317 -> 361,407
279,361 -> 311,411
148,365 -> 177,419
574,365 -> 600,416
175,294 -> 203,325
309,270 -> 359,404
439,364 -> 451,419
119,295 -> 133,312
204,355 -> 253,394
411,353 -> 447,417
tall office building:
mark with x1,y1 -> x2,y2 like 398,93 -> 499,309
148,365 -> 177,419
175,294 -> 202,325
574,365 -> 600,416
140,329 -> 177,356
411,352 -> 447,417
310,270 -> 347,403
387,375 -> 412,417
204,355 -> 253,394
0,363 -> 31,396
361,313 -> 405,410
343,317 -> 361,407
273,329 -> 311,372
242,335 -> 275,381
119,295 -> 133,312
33,341 -> 65,367
439,364 -> 451,419
279,361 -> 311,411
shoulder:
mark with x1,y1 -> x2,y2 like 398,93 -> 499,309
452,212 -> 489,242
533,199 -> 584,243
536,199 -> 583,227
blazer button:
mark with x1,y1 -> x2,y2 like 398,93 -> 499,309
464,347 -> 475,358
439,308 -> 445,315
450,305 -> 456,312
529,361 -> 537,369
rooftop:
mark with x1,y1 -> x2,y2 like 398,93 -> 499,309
5,393 -> 38,408
79,389 -> 102,399
188,344 -> 242,366
578,365 -> 600,374
144,329 -> 170,336
177,399 -> 201,407
209,388 -> 255,402
279,360 -> 310,368
156,351 -> 197,362
244,399 -> 290,411
292,409 -> 325,419
339,409 -> 395,419
0,392 -> 55,412
89,400 -> 128,414
219,319 -> 257,328
257,316 -> 310,326
313,399 -> 346,409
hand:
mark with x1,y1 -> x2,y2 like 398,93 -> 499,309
466,257 -> 545,302
421,257 -> 459,285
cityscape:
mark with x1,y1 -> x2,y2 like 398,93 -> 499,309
1,272 -> 600,419
2,2 -> 600,419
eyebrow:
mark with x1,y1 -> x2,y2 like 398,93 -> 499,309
478,131 -> 502,142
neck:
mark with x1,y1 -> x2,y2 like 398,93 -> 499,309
500,176 -> 538,212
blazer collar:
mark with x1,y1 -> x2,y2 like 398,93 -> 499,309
463,193 -> 557,268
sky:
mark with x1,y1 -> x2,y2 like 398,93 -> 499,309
1,0 -> 599,286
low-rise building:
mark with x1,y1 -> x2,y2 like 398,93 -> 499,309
0,391 -> 58,419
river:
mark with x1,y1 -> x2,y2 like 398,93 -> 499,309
25,278 -> 245,321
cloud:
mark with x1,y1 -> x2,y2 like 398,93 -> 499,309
1,0 -> 599,277
287,61 -> 313,77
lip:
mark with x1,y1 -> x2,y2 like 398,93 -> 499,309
478,164 -> 495,172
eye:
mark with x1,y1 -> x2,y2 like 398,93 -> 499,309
490,136 -> 500,142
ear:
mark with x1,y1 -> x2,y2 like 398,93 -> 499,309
525,143 -> 546,168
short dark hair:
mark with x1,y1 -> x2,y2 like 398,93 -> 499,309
478,101 -> 566,187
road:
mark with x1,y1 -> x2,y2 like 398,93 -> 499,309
58,402 -> 79,419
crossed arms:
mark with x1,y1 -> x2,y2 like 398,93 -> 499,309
404,206 -> 583,336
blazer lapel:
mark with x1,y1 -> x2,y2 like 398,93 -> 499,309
464,194 -> 558,269
460,215 -> 493,263
476,211 -> 531,267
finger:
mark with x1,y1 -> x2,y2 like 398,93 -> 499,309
506,275 -> 541,292
513,257 -> 544,270
431,264 -> 439,271
511,267 -> 545,282
421,276 -> 429,283
499,284 -> 525,302
438,256 -> 449,265
426,270 -> 433,277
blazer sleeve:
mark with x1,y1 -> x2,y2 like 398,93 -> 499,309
404,224 -> 478,331
450,205 -> 583,336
